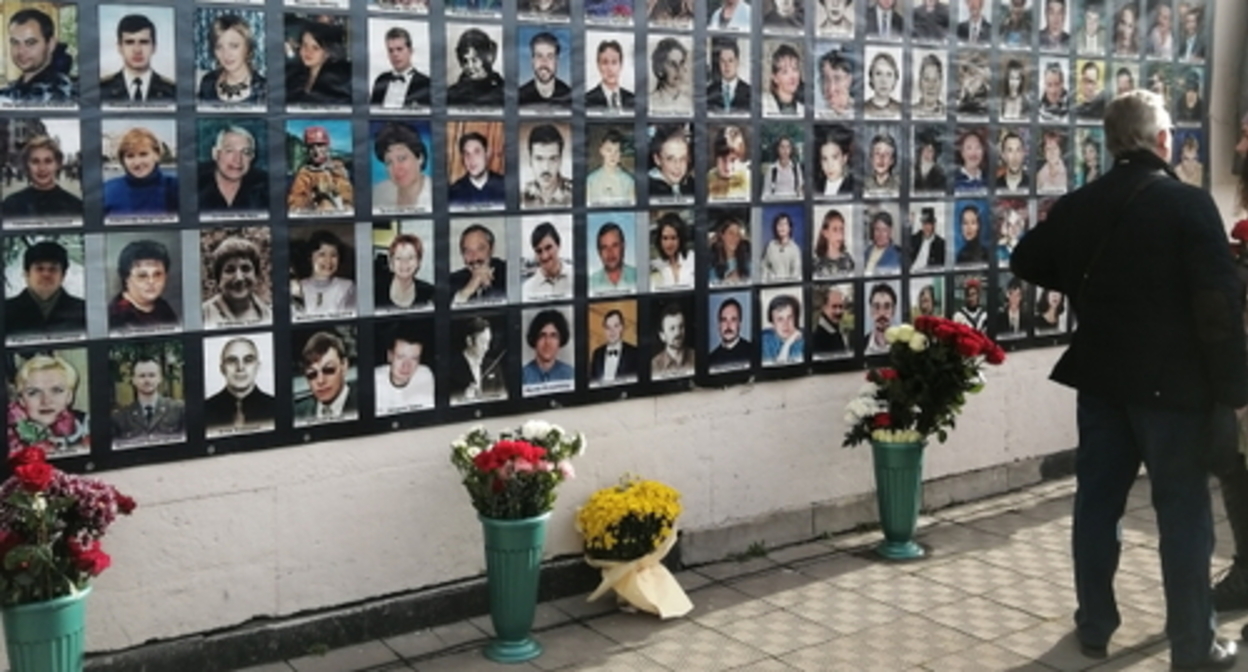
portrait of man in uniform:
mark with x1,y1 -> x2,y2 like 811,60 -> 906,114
0,7 -> 77,107
203,333 -> 275,437
110,344 -> 186,448
3,237 -> 86,343
286,122 -> 353,217
99,9 -> 176,107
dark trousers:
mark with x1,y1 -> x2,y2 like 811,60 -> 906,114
1073,392 -> 1216,665
1210,425 -> 1248,561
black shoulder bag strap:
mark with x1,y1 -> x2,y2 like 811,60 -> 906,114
1076,171 -> 1164,302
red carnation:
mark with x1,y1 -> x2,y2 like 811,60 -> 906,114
116,494 -> 137,515
872,413 -> 892,428
877,368 -> 899,380
8,446 -> 46,467
955,338 -> 980,358
14,461 -> 54,492
68,539 -> 111,577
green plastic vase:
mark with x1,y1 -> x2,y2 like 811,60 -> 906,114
2,586 -> 91,672
479,512 -> 550,663
871,440 -> 927,560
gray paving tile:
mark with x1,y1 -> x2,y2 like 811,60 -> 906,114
287,641 -> 404,672
546,592 -> 622,621
687,583 -> 783,628
724,567 -> 824,600
633,625 -> 770,669
540,650 -> 675,671
526,623 -> 630,672
918,641 -> 1056,671
912,556 -> 1029,595
716,608 -> 838,656
469,603 -> 571,636
780,585 -> 907,636
585,610 -> 707,648
992,619 -> 1113,671
410,647 -> 539,672
921,596 -> 1047,641
785,613 -> 980,669
915,522 -> 1011,558
235,663 -> 296,672
724,659 -> 802,671
850,572 -> 973,614
982,576 -> 1078,620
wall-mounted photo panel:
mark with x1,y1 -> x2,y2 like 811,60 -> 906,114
289,223 -> 357,322
1037,57 -> 1070,121
759,123 -> 805,201
366,18 -> 431,114
707,290 -> 752,373
1074,127 -> 1106,186
813,43 -> 856,120
109,338 -> 186,451
811,282 -> 854,359
520,214 -> 574,303
911,49 -> 947,119
586,0 -> 634,25
1111,0 -> 1140,56
1,119 -> 83,227
4,233 -> 86,345
516,26 -> 573,115
863,45 -> 903,119
101,118 -> 179,225
197,118 -> 269,219
646,123 -> 695,202
1039,0 -> 1071,49
995,127 -> 1031,194
519,0 -> 572,23
1034,285 -> 1068,334
650,294 -> 695,379
759,203 -> 805,283
200,226 -> 273,330
1143,61 -> 1176,110
519,122 -> 573,209
813,123 -> 856,199
1173,127 -> 1205,187
587,299 -> 639,387
0,3 -> 78,110
991,197 -> 1031,263
708,0 -> 751,31
285,119 -> 354,218
448,312 -> 508,405
907,200 -> 949,272
520,305 -> 575,397
863,279 -> 901,355
647,0 -> 694,29
707,206 -> 754,287
1173,65 -> 1204,124
369,119 -> 433,215
951,273 -> 988,331
908,275 -> 945,321
706,35 -> 752,117
586,32 -> 636,116
956,0 -> 994,44
287,0 -> 348,9
953,125 -> 989,194
952,50 -> 990,118
449,217 -> 508,308
292,324 -> 359,427
586,124 -> 637,207
762,39 -> 806,117
998,56 -> 1034,121
952,198 -> 991,268
1111,61 -> 1139,97
1144,0 -> 1174,58
1036,127 -> 1070,194
446,24 -> 505,113
1074,58 -> 1110,121
811,203 -> 857,279
373,317 -> 435,416
283,13 -> 352,111
707,123 -> 751,203
912,125 -> 950,195
861,202 -> 903,276
759,285 -> 804,367
648,35 -> 694,117
105,231 -> 183,337
194,7 -> 267,112
372,219 -> 435,314
587,211 -> 640,298
6,346 -> 90,459
863,124 -> 902,198
446,121 -> 505,211
994,272 -> 1032,339
202,332 -> 276,438
98,5 -> 176,111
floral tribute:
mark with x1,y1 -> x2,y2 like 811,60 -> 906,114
0,447 -> 135,606
450,419 -> 586,520
843,316 -> 1007,447
576,477 -> 682,562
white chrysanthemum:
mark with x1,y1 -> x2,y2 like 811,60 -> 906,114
884,326 -> 901,343
909,333 -> 929,352
521,419 -> 552,440
896,324 -> 915,342
857,382 -> 880,397
466,446 -> 481,458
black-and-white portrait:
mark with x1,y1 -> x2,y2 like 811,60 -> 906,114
648,35 -> 694,117
367,18 -> 431,114
449,313 -> 507,405
447,24 -> 505,112
203,332 -> 276,438
863,46 -> 903,119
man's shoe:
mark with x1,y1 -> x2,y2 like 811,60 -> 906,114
1171,638 -> 1237,671
1079,641 -> 1108,659
1212,561 -> 1248,611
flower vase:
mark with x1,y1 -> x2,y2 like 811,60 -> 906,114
1,587 -> 91,672
479,513 -> 550,663
870,440 -> 927,560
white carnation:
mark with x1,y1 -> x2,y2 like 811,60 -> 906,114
467,446 -> 481,458
909,333 -> 929,352
896,324 -> 915,342
521,419 -> 552,440
857,382 -> 880,397
884,326 -> 901,343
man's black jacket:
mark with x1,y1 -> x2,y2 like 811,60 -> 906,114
1010,149 -> 1248,411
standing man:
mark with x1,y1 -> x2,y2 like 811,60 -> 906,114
2,135 -> 82,218
370,26 -> 431,110
522,222 -> 572,301
589,222 -> 637,294
287,125 -> 353,214
294,331 -> 358,423
199,125 -> 268,212
708,297 -> 752,369
0,8 -> 76,104
591,309 -> 639,384
520,124 -> 572,208
100,15 -> 176,103
518,32 -> 571,109
374,324 -> 434,414
648,125 -> 695,198
651,302 -> 694,377
4,240 -> 86,340
707,37 -> 751,114
1011,89 -> 1242,668
585,40 -> 635,112
204,336 -> 275,434
112,355 -> 185,444
450,224 -> 507,305
448,131 -> 505,208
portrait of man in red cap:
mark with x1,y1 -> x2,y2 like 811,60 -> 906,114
287,122 -> 353,216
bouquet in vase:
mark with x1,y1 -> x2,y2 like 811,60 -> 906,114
449,419 -> 585,520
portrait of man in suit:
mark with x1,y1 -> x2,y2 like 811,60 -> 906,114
812,284 -> 853,357
588,219 -> 638,296
204,335 -> 275,436
369,24 -> 430,110
450,222 -> 508,306
590,308 -> 639,386
708,296 -> 752,371
1177,4 -> 1204,61
913,0 -> 952,40
100,13 -> 176,105
957,0 -> 993,43
4,239 -> 86,343
908,205 -> 947,271
293,330 -> 358,425
1075,0 -> 1107,53
707,37 -> 751,115
111,350 -> 186,447
866,0 -> 905,38
586,37 -> 635,113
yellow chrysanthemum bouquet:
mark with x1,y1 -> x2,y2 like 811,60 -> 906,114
576,477 -> 692,619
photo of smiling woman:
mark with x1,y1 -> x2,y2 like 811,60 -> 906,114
284,15 -> 352,110
101,120 -> 178,223
290,224 -> 357,321
370,120 -> 432,215
195,8 -> 267,112
6,348 -> 90,459
200,227 -> 273,330
1,120 -> 83,227
373,220 -> 435,314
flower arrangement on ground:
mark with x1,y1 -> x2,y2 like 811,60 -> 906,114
450,419 -> 586,520
576,476 -> 692,619
0,447 -> 135,606
843,316 -> 1007,447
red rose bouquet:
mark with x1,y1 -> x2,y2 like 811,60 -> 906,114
449,420 -> 586,520
843,316 -> 1007,447
0,447 -> 135,606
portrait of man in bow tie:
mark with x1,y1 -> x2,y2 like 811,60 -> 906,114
590,303 -> 640,387
368,20 -> 430,111
99,9 -> 176,108
585,35 -> 636,115
110,343 -> 186,449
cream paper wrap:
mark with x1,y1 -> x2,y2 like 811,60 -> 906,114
584,531 -> 692,619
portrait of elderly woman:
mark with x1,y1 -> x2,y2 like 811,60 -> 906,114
285,17 -> 351,107
102,126 -> 178,218
197,10 -> 267,108
108,238 -> 180,333
291,228 -> 357,319
6,352 -> 89,459
375,232 -> 434,312
202,235 -> 272,329
371,121 -> 431,213
447,28 -> 505,108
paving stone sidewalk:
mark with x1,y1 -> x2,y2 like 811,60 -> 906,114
242,477 -> 1248,672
